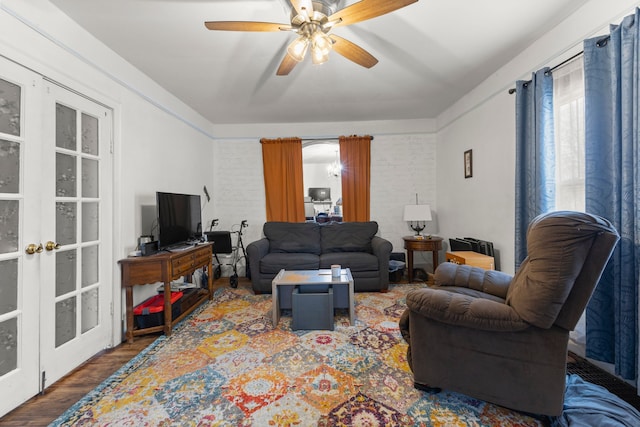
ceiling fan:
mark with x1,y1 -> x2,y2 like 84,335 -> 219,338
204,0 -> 418,76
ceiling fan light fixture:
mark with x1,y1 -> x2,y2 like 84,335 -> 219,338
311,44 -> 330,64
312,30 -> 332,53
287,35 -> 309,62
311,30 -> 332,64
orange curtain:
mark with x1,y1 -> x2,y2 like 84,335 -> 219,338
339,135 -> 371,222
261,137 -> 305,222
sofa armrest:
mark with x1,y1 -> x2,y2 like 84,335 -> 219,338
246,238 -> 269,287
371,235 -> 392,259
371,235 -> 392,289
406,288 -> 530,332
247,237 -> 269,260
435,262 -> 513,299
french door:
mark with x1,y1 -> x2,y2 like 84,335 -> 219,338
0,57 -> 113,417
0,56 -> 42,418
39,82 -> 113,388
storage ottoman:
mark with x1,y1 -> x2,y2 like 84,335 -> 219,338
292,285 -> 334,330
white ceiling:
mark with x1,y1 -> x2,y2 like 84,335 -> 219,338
50,0 -> 587,126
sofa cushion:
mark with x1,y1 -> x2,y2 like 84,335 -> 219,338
320,221 -> 378,253
260,252 -> 320,275
320,252 -> 379,272
263,222 -> 321,255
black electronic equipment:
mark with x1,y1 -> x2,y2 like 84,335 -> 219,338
464,237 -> 495,257
461,237 -> 482,253
140,240 -> 158,256
156,191 -> 202,250
449,238 -> 474,252
450,236 -> 495,258
308,187 -> 331,202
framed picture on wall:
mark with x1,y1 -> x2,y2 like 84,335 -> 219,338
464,149 -> 473,178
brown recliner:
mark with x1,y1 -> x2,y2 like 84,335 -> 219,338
399,211 -> 619,416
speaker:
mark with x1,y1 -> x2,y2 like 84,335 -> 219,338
140,240 -> 158,256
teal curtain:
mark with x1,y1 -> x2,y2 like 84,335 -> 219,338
514,69 -> 555,268
583,10 -> 639,380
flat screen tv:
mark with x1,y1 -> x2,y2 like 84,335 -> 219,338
156,191 -> 202,250
308,187 -> 331,202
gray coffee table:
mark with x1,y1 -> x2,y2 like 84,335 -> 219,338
271,268 -> 355,327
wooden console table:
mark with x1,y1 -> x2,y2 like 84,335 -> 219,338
118,243 -> 214,343
403,236 -> 443,282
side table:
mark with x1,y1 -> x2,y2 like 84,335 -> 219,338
403,236 -> 443,282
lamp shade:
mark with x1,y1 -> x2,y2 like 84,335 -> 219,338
287,36 -> 309,62
403,204 -> 432,222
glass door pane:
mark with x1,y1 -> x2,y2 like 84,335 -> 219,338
0,81 -> 22,376
53,102 -> 104,347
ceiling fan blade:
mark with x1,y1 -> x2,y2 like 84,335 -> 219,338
329,0 -> 418,27
204,21 -> 291,32
330,35 -> 378,68
290,0 -> 314,17
276,53 -> 299,76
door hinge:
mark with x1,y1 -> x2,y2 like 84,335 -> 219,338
110,302 -> 114,316
40,371 -> 46,395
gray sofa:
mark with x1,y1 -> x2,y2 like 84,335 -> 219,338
247,221 -> 393,294
399,211 -> 619,416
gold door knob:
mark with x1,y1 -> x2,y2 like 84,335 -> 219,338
45,241 -> 61,251
25,243 -> 43,255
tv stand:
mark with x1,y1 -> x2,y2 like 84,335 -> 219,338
118,243 -> 214,343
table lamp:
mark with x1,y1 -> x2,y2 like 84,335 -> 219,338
403,204 -> 432,237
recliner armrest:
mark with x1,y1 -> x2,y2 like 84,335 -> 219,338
435,262 -> 512,299
406,288 -> 530,332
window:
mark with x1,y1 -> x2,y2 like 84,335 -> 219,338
552,57 -> 585,211
552,56 -> 587,352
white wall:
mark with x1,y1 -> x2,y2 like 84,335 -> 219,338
211,138 -> 265,247
371,133 -> 437,265
437,92 -> 515,272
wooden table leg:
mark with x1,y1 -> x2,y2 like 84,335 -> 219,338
432,250 -> 439,273
207,260 -> 214,300
125,286 -> 134,343
163,281 -> 172,336
407,249 -> 414,282
272,284 -> 280,327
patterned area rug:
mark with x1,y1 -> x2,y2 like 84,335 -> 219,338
52,283 -> 544,426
